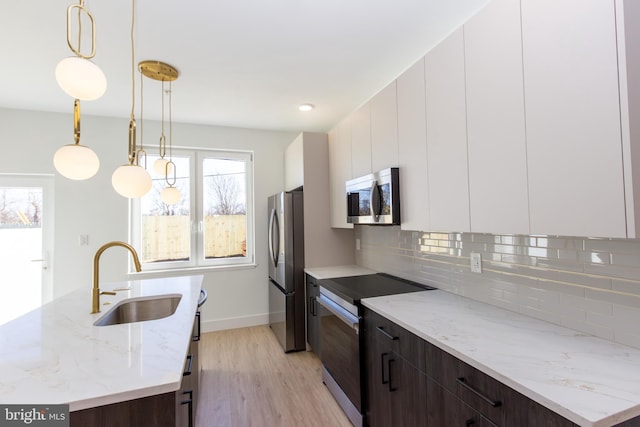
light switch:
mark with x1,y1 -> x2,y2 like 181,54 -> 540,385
470,252 -> 482,273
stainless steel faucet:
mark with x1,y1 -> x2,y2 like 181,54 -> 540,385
92,241 -> 142,313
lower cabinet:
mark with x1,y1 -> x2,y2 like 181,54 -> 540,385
305,275 -> 321,355
365,309 -> 427,427
363,308 -> 640,427
427,376 -> 497,427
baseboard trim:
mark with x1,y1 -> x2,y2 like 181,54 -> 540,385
201,313 -> 268,333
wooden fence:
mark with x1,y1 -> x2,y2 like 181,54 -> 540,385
142,215 -> 246,262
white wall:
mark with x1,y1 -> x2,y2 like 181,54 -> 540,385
0,107 -> 297,331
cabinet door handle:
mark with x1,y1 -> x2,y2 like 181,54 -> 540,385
388,358 -> 397,392
465,419 -> 475,426
193,311 -> 201,342
376,326 -> 398,341
183,355 -> 193,376
181,390 -> 193,427
381,353 -> 389,384
310,296 -> 317,316
456,377 -> 502,407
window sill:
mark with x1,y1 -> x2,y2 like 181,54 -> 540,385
128,263 -> 257,280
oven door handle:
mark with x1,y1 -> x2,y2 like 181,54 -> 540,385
317,294 -> 361,334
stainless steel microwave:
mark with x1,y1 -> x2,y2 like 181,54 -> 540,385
346,167 -> 400,225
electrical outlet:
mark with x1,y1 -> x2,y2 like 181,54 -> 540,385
355,238 -> 361,251
470,252 -> 482,273
79,234 -> 89,246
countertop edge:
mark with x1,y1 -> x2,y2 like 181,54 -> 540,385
304,265 -> 376,280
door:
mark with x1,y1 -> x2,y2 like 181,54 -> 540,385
0,175 -> 53,325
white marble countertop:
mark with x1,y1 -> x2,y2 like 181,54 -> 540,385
0,275 -> 203,411
304,265 -> 376,280
362,290 -> 640,427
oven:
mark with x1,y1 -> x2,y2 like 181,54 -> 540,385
317,286 -> 363,427
316,273 -> 435,427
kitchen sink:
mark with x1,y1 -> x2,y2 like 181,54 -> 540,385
94,294 -> 182,326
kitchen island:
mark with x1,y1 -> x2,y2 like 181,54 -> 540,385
0,275 -> 203,413
363,290 -> 640,427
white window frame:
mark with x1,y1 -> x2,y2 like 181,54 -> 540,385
131,147 -> 255,272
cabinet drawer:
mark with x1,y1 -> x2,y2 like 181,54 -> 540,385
427,376 -> 497,427
426,343 -> 578,426
365,309 -> 425,372
426,342 -> 509,425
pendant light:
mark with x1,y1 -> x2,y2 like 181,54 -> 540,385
53,1 -> 103,180
53,100 -> 100,180
138,61 -> 181,205
55,1 -> 107,101
112,0 -> 152,198
161,82 -> 181,205
152,80 -> 169,177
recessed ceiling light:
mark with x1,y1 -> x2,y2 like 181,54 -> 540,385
298,103 -> 314,112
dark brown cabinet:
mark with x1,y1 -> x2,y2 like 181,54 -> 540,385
362,307 -> 640,427
305,274 -> 321,355
426,341 -> 579,427
365,308 -> 427,427
427,376 -> 497,427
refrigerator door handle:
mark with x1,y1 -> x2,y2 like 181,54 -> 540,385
268,208 -> 279,268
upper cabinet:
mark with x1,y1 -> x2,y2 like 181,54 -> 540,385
328,119 -> 354,229
370,82 -> 399,172
284,134 -> 304,191
522,0 -> 626,237
464,0 -> 529,235
286,132 -> 355,264
397,58 -> 429,232
351,103 -> 372,177
425,28 -> 470,233
326,0 -> 640,239
619,0 -> 640,237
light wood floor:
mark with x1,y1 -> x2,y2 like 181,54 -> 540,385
195,325 -> 353,427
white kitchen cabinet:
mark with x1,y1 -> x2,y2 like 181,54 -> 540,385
464,0 -> 529,235
328,120 -> 354,229
371,81 -> 399,172
618,0 -> 640,237
397,58 -> 429,232
425,28 -> 470,233
286,132 -> 355,265
521,0 -> 626,238
351,102 -> 372,177
284,134 -> 304,191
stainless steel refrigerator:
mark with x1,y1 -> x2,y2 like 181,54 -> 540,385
267,190 -> 305,352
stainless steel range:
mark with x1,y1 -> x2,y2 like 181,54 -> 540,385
316,273 -> 434,427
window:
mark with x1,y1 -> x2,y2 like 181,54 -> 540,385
132,148 -> 254,271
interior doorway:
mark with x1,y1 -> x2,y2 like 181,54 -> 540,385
0,175 -> 54,325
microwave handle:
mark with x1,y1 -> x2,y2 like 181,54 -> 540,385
370,180 -> 382,221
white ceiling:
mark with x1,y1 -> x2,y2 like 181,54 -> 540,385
0,0 -> 489,133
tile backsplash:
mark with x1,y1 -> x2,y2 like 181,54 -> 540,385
355,226 -> 640,349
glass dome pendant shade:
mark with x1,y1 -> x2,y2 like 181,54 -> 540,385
56,2 -> 106,101
160,161 -> 180,205
56,57 -> 107,101
112,119 -> 152,198
53,100 -> 100,180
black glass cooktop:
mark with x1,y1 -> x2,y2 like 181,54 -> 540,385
319,273 -> 435,305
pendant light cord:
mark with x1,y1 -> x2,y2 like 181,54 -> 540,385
139,70 -> 144,146
169,80 -> 173,160
130,0 -> 135,120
